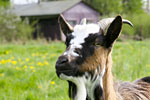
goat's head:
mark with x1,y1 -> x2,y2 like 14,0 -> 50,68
55,15 -> 132,99
56,15 -> 132,79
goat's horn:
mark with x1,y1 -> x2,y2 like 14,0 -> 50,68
98,17 -> 133,31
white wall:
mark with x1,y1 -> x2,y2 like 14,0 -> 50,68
11,0 -> 38,5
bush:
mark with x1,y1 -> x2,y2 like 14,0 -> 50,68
0,7 -> 34,42
122,14 -> 150,38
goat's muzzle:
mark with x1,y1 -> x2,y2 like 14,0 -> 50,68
56,55 -> 77,78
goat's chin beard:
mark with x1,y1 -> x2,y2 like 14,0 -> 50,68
59,73 -> 74,80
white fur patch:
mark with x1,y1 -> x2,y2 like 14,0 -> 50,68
64,23 -> 100,58
60,65 -> 106,100
71,24 -> 100,47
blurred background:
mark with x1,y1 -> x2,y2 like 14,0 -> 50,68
0,0 -> 150,42
0,0 -> 150,100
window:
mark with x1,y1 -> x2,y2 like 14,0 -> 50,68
87,20 -> 94,24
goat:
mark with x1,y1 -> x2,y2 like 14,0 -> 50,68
55,15 -> 150,100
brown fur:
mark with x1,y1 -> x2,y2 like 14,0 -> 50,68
103,50 -> 150,100
81,47 -> 150,100
80,47 -> 108,74
103,51 -> 117,100
115,80 -> 150,100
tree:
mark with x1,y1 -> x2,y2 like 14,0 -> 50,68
122,0 -> 143,14
0,7 -> 34,42
84,0 -> 122,15
0,0 -> 10,7
84,0 -> 143,15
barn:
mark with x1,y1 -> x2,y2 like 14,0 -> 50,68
13,0 -> 100,41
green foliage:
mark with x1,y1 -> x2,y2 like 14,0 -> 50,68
0,8 -> 34,42
85,0 -> 122,15
113,40 -> 150,80
0,41 -> 150,99
0,42 -> 69,100
0,0 -> 10,7
122,14 -> 150,38
122,0 -> 144,14
84,0 -> 144,15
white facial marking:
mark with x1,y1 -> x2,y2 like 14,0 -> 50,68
64,23 -> 100,58
63,46 -> 79,57
60,65 -> 106,100
71,24 -> 100,47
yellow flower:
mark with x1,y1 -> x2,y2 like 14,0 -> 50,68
32,70 -> 36,72
30,66 -> 34,69
18,58 -> 22,62
50,81 -> 55,85
11,57 -> 14,60
12,61 -> 17,65
24,65 -> 28,69
7,59 -> 11,62
26,58 -> 30,62
50,54 -> 56,58
0,60 -> 7,64
16,67 -> 21,70
44,61 -> 49,65
37,62 -> 43,66
32,53 -> 35,57
5,51 -> 9,55
0,73 -> 4,77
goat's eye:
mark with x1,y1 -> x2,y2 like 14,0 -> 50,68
94,42 -> 100,47
74,48 -> 81,56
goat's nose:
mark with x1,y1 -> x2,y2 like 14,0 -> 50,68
56,56 -> 68,67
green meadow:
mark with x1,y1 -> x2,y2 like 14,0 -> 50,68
0,40 -> 150,100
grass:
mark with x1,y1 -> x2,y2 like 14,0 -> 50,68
0,40 -> 150,100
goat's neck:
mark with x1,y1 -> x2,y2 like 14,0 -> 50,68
103,53 -> 117,100
71,71 -> 104,100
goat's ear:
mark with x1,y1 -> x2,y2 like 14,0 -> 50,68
104,16 -> 122,48
58,15 -> 73,36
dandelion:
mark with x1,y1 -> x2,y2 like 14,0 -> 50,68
24,65 -> 28,69
16,67 -> 21,70
0,73 -> 4,77
7,59 -> 11,62
32,70 -> 36,72
50,81 -> 55,85
12,61 -> 17,65
32,53 -> 35,57
30,66 -> 34,69
37,62 -> 43,66
0,60 -> 7,64
5,51 -> 9,55
11,56 -> 14,60
44,61 -> 49,65
18,58 -> 22,62
26,58 -> 29,61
